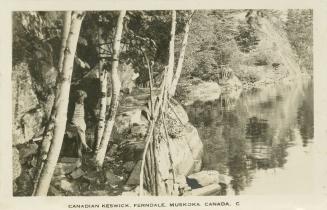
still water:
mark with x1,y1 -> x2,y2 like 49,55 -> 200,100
185,79 -> 314,195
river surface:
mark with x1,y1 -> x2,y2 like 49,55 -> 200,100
185,79 -> 314,195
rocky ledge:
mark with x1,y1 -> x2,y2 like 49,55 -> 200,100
48,89 -> 231,196
177,79 -> 222,106
13,85 -> 231,196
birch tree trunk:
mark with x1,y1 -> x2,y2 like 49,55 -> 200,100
95,10 -> 126,168
33,11 -> 85,196
166,10 -> 176,91
170,10 -> 194,96
95,26 -> 108,151
32,11 -> 72,195
58,11 -> 72,73
40,11 -> 72,158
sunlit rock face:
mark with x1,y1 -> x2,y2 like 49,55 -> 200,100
112,89 -> 203,195
178,80 -> 222,106
12,62 -> 56,195
12,63 -> 42,145
155,123 -> 203,195
12,64 -> 39,119
12,62 -> 56,145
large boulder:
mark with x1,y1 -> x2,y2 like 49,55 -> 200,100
186,170 -> 232,190
157,123 -> 203,175
12,63 -> 46,145
123,123 -> 204,192
125,160 -> 142,186
12,63 -> 39,120
179,80 -> 222,106
186,170 -> 219,188
155,123 -> 203,195
170,99 -> 189,123
113,89 -> 204,195
12,62 -> 56,145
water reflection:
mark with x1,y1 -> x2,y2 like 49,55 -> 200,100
185,79 -> 314,195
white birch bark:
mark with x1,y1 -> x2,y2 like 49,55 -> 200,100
95,10 -> 126,168
95,26 -> 108,151
33,11 -> 85,196
58,11 -> 72,73
170,10 -> 194,96
166,10 -> 176,92
32,11 -> 72,195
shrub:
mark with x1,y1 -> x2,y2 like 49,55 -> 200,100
191,59 -> 221,82
239,70 -> 261,83
235,22 -> 260,53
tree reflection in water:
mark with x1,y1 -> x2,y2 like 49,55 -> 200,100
185,79 -> 314,195
297,82 -> 314,147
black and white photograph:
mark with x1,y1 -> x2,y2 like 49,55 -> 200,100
11,8 -> 315,197
1,0 -> 327,209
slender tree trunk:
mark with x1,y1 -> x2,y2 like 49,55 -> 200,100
170,10 -> 194,96
140,48 -> 154,118
166,10 -> 176,91
139,11 -> 181,196
58,11 -> 72,73
33,11 -> 85,196
95,10 -> 126,168
40,11 -> 72,156
95,26 -> 108,151
32,11 -> 72,195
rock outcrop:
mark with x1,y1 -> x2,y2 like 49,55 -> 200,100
112,89 -> 204,195
178,80 -> 222,106
12,63 -> 47,146
12,63 -> 56,195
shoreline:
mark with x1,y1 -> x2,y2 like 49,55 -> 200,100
179,73 -> 312,106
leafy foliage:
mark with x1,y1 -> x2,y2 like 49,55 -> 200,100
182,10 -> 240,82
285,9 -> 313,72
77,11 -> 187,87
234,22 -> 260,53
12,9 -> 313,92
